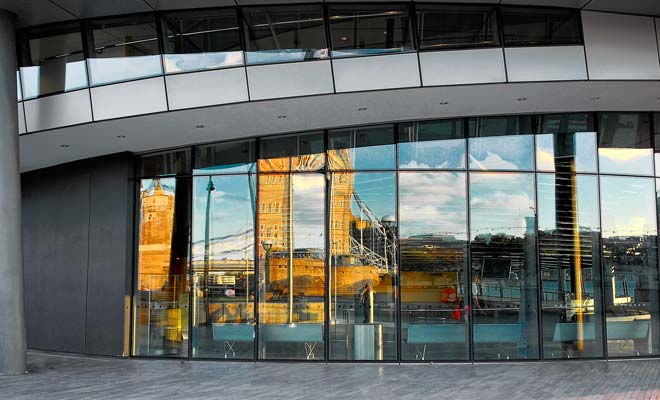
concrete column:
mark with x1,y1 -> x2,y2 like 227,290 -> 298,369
0,10 -> 26,375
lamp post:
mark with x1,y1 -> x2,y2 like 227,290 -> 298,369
381,215 -> 396,274
261,240 -> 273,291
203,177 -> 215,325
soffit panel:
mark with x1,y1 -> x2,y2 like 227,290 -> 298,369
144,0 -> 234,10
583,0 -> 660,16
0,0 -> 76,27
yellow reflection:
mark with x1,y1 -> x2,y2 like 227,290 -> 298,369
598,148 -> 650,162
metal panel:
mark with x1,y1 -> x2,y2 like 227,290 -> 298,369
22,167 -> 90,353
332,53 -> 421,93
145,0 -> 234,9
91,77 -> 168,121
247,60 -> 334,101
166,68 -> 249,110
18,103 -> 26,135
86,154 -> 134,356
582,11 -> 660,80
505,46 -> 587,82
419,48 -> 506,87
0,0 -> 76,28
583,0 -> 660,16
51,0 -> 151,18
24,90 -> 93,132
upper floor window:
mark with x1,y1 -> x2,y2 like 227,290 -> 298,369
328,4 -> 414,57
598,112 -> 653,176
416,4 -> 499,50
18,23 -> 87,99
87,14 -> 162,86
161,8 -> 243,74
500,7 -> 581,46
242,5 -> 328,65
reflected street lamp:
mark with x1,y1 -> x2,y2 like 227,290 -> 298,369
261,240 -> 273,290
381,215 -> 396,274
203,177 -> 215,325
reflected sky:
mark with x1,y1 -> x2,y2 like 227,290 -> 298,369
88,55 -> 163,86
399,140 -> 465,169
598,148 -> 654,176
469,135 -> 534,171
470,172 -> 535,238
399,172 -> 466,240
351,173 -> 396,220
192,175 -> 255,261
292,174 -> 325,249
600,176 -> 656,238
245,49 -> 328,65
163,52 -> 244,73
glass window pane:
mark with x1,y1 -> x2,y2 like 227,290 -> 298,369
501,7 -> 581,46
537,114 -> 596,173
328,125 -> 395,170
601,176 -> 659,356
654,113 -> 660,176
257,173 -> 325,360
538,173 -> 604,358
258,132 -> 325,172
329,4 -> 414,57
400,172 -> 468,360
468,116 -> 534,171
88,15 -> 162,85
194,140 -> 255,175
416,5 -> 499,50
242,5 -> 328,65
469,172 -> 539,360
140,149 -> 191,177
161,8 -> 243,74
598,113 -> 653,176
191,175 -> 255,358
329,172 -> 397,360
398,120 -> 465,169
18,23 -> 88,99
134,178 -> 190,357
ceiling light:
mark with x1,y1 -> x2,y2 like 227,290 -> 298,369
340,36 -> 348,41
277,115 -> 287,119
195,125 -> 205,129
439,102 -> 449,105
591,97 -> 600,100
117,135 -> 126,138
517,97 -> 527,101
357,107 -> 368,111
60,144 -> 69,148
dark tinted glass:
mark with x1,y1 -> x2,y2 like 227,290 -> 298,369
501,7 -> 581,46
18,23 -> 87,98
88,14 -> 162,84
161,8 -> 243,73
195,140 -> 255,174
598,113 -> 653,175
242,5 -> 327,65
416,5 -> 499,50
654,113 -> 660,176
328,4 -> 414,57
468,115 -> 533,138
140,149 -> 191,177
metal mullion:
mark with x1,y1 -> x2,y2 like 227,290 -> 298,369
465,117 -> 474,362
394,123 -> 401,363
324,129 -> 330,362
253,136 -> 261,361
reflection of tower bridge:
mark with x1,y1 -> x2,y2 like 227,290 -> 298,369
349,191 -> 396,274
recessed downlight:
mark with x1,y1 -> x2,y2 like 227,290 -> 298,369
277,115 -> 287,119
591,96 -> 600,100
195,125 -> 205,129
60,144 -> 69,148
357,107 -> 368,111
517,97 -> 527,102
439,102 -> 449,105
117,135 -> 126,138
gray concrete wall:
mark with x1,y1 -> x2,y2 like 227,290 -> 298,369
21,153 -> 135,356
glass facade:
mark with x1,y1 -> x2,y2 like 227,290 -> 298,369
16,3 -> 589,99
18,23 -> 88,99
133,112 -> 660,361
161,8 -> 243,74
